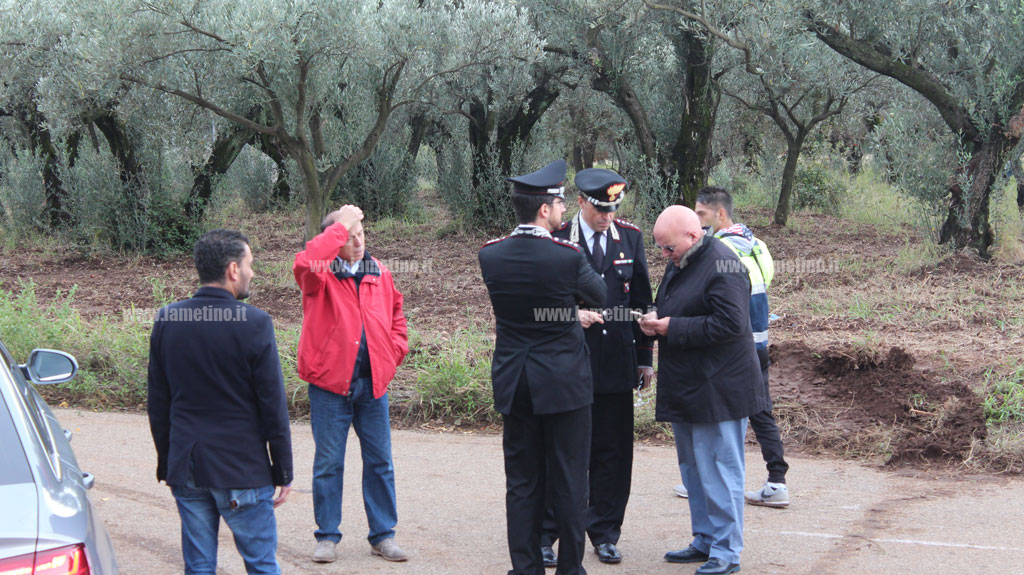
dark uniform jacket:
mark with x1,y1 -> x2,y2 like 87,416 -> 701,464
654,233 -> 768,424
147,286 -> 293,488
479,226 -> 606,415
554,215 -> 654,394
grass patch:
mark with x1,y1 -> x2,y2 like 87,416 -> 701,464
990,177 -> 1024,264
982,364 -> 1024,424
0,281 -> 151,409
253,259 -> 299,290
891,238 -> 951,274
402,325 -> 498,425
841,166 -> 939,236
2,282 -> 310,415
969,423 -> 1024,473
634,382 -> 672,440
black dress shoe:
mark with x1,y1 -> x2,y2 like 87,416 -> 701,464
594,542 -> 622,564
695,557 -> 741,575
664,545 -> 710,563
541,546 -> 557,568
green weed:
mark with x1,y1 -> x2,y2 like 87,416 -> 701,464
990,177 -> 1024,263
406,325 -> 498,425
982,365 -> 1024,424
0,281 -> 151,408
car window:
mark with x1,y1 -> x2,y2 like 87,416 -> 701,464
0,341 -> 61,478
0,389 -> 34,486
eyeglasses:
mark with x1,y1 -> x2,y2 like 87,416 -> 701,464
655,242 -> 676,253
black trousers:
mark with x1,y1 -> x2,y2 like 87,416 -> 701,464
750,365 -> 789,483
503,378 -> 591,575
542,391 -> 633,548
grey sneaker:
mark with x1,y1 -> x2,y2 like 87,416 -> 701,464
745,482 -> 790,507
312,540 -> 337,563
673,483 -> 688,498
371,538 -> 409,562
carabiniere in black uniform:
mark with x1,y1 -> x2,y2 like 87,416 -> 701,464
543,168 -> 655,566
479,160 -> 606,575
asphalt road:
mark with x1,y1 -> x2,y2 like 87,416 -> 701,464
59,409 -> 1024,575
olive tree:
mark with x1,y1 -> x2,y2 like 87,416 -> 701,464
0,1 -> 77,229
643,0 -> 878,225
567,0 -> 721,208
804,0 -> 1024,256
65,0 -> 544,239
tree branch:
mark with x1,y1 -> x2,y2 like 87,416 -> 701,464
175,18 -> 236,48
121,74 -> 276,135
255,63 -> 287,134
140,47 -> 231,66
295,56 -> 310,143
322,60 -> 406,194
643,0 -> 761,76
805,13 -> 980,141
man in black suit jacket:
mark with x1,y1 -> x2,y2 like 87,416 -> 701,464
639,207 -> 767,575
544,168 -> 654,566
148,229 -> 293,575
479,160 -> 606,575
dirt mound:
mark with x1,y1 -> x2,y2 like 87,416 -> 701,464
770,341 -> 986,467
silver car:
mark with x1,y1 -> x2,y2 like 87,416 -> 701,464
0,340 -> 118,575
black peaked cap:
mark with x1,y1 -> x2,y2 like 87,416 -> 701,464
575,168 -> 627,210
507,160 -> 568,196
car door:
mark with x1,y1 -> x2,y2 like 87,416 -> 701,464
0,376 -> 40,571
0,341 -> 119,574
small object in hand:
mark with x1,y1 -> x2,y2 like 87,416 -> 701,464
634,386 -> 650,408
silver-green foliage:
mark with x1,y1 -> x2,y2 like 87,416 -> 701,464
58,140 -> 196,253
93,0 -> 544,237
216,144 -> 283,214
809,0 -> 1024,141
333,126 -> 417,221
0,150 -> 46,236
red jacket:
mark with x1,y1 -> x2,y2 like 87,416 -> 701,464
293,223 -> 409,398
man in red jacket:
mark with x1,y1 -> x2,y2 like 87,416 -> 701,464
293,204 -> 410,564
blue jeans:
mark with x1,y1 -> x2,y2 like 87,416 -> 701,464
170,481 -> 280,575
309,379 -> 397,545
672,418 -> 747,564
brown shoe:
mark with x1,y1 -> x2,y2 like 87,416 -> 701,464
371,538 -> 408,562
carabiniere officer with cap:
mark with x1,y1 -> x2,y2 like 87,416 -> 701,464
541,168 -> 655,566
478,159 -> 606,575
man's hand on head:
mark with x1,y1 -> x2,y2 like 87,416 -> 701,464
335,205 -> 364,230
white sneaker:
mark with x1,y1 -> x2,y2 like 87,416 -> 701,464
312,540 -> 337,563
371,537 -> 409,562
745,482 -> 790,507
673,483 -> 688,498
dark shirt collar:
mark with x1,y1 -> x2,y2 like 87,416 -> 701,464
333,249 -> 379,280
193,285 -> 237,300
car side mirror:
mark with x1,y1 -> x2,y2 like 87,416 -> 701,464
21,349 -> 79,385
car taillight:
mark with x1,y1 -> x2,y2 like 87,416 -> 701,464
0,552 -> 34,575
0,544 -> 90,575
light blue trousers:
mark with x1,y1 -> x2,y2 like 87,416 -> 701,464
672,418 -> 747,564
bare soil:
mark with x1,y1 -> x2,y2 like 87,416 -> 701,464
770,341 -> 987,467
3,207 -> 1021,471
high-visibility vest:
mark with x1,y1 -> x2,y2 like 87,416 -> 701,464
716,231 -> 773,349
717,232 -> 774,295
